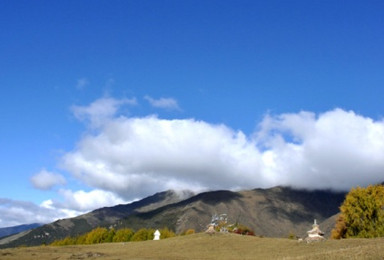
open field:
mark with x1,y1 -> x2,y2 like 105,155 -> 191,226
1,233 -> 384,260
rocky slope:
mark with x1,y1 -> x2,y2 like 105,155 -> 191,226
115,186 -> 345,238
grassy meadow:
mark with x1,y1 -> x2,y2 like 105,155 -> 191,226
1,233 -> 384,260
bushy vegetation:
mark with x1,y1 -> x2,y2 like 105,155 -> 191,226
130,228 -> 155,242
51,227 -> 176,246
332,184 -> 384,239
214,220 -> 255,236
50,222 -> 253,247
112,228 -> 134,242
231,224 -> 255,236
181,229 -> 196,235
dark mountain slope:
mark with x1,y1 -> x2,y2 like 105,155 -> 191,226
0,223 -> 42,239
116,187 -> 345,238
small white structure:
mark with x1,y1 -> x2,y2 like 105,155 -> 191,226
205,224 -> 216,235
153,229 -> 161,240
305,219 -> 325,243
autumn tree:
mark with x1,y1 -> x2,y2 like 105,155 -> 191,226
75,233 -> 87,245
159,227 -> 176,239
146,228 -> 155,240
50,226 -> 176,246
50,236 -> 76,246
113,228 -> 134,242
85,227 -> 110,244
105,228 -> 116,243
331,184 -> 384,239
131,228 -> 151,241
183,229 -> 195,235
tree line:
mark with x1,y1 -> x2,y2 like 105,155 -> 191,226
51,227 -> 195,246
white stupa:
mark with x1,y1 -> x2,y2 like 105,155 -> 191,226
305,219 -> 325,242
153,230 -> 161,240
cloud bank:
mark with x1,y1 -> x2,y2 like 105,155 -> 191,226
43,189 -> 126,212
61,98 -> 384,202
0,198 -> 70,228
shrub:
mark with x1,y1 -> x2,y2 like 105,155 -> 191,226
287,232 -> 296,240
232,224 -> 255,236
184,229 -> 195,235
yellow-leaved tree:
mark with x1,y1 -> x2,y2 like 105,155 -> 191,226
112,228 -> 134,242
84,227 -> 110,244
331,184 -> 384,239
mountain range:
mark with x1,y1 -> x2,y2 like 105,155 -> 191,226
0,223 -> 42,239
0,186 -> 346,248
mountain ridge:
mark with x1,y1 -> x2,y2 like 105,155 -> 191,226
0,186 -> 346,248
0,223 -> 43,239
113,186 -> 345,237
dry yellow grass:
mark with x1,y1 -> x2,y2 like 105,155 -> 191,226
1,233 -> 384,260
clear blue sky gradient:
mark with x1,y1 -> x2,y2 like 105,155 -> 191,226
1,1 -> 384,212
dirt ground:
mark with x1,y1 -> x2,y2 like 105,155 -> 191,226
1,233 -> 384,260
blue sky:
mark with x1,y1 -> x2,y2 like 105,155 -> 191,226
1,0 -> 384,227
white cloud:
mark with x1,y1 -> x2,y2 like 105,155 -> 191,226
71,97 -> 137,128
55,189 -> 126,212
61,99 -> 384,202
61,115 -> 262,199
144,95 -> 181,110
30,169 -> 66,190
0,198 -> 67,227
0,188 -> 127,227
256,109 -> 384,190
